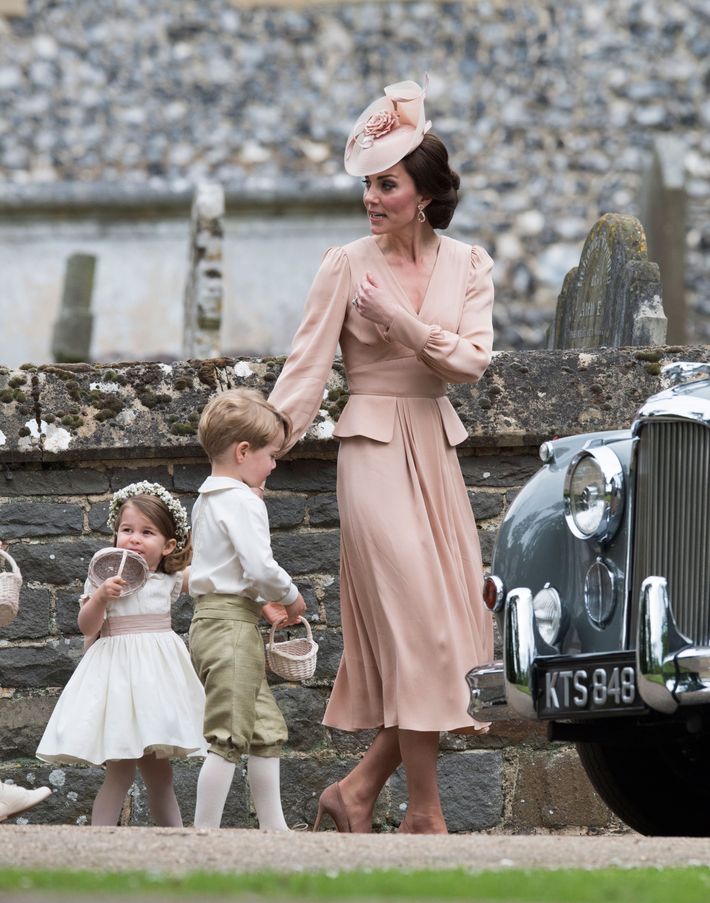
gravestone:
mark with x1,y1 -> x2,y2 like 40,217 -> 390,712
51,253 -> 96,363
639,135 -> 687,344
183,181 -> 224,359
548,213 -> 666,349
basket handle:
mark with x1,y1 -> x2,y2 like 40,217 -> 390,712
0,548 -> 21,577
268,615 -> 312,645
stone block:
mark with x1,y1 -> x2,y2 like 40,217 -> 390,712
267,460 -> 337,493
460,454 -> 541,487
55,586 -> 82,636
509,745 -> 612,830
469,489 -> 505,522
11,540 -> 104,585
0,695 -> 57,757
172,593 -> 195,635
173,463 -> 211,492
109,466 -> 173,492
0,641 -> 80,689
0,586 -> 50,640
272,684 -> 328,751
280,755 -> 364,830
0,469 -> 108,496
308,628 -> 342,681
265,495 -> 307,529
271,530 -> 340,576
0,762 -> 106,826
88,501 -> 113,535
0,502 -> 83,538
306,493 -> 339,528
322,575 -> 341,627
478,527 -> 497,563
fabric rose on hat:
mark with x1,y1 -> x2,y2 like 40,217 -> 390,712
363,110 -> 400,139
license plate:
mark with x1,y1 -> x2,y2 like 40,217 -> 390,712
536,652 -> 646,719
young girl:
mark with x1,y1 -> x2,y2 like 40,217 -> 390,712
37,482 -> 206,827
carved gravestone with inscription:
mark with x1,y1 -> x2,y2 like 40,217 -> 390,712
548,213 -> 666,349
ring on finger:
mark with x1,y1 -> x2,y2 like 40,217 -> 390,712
351,295 -> 359,307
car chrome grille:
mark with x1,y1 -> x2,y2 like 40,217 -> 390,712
632,420 -> 710,646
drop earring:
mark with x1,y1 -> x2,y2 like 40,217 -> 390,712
417,204 -> 426,224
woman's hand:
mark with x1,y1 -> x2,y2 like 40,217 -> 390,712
352,272 -> 396,327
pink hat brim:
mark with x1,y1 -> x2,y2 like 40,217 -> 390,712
344,79 -> 430,177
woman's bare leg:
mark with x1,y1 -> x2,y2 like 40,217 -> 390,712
138,753 -> 182,827
397,729 -> 447,834
91,759 -> 137,826
335,726 -> 402,831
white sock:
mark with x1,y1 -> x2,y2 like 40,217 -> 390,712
194,752 -> 236,828
247,755 -> 289,831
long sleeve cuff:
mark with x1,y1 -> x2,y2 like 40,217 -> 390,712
280,583 -> 300,605
383,305 -> 434,354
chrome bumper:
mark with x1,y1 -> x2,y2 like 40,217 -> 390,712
636,575 -> 710,714
468,576 -> 710,722
466,587 -> 537,721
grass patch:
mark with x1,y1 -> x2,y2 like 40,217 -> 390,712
0,867 -> 709,902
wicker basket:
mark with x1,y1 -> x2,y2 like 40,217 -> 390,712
88,548 -> 148,596
265,616 -> 318,681
0,548 -> 22,627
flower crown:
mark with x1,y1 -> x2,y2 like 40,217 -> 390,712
107,481 -> 190,551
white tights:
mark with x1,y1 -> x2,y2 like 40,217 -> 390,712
193,751 -> 288,830
91,754 -> 182,827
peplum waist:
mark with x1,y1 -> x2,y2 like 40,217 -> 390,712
346,357 -> 447,398
334,360 -> 468,447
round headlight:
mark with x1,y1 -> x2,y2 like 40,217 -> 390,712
563,446 -> 624,542
532,584 -> 562,646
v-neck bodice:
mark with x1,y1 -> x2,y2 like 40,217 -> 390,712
371,237 -> 442,316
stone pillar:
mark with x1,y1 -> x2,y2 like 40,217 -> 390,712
639,135 -> 687,345
51,253 -> 96,363
183,182 -> 224,360
548,213 -> 666,349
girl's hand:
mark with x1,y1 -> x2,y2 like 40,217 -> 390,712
352,272 -> 396,327
98,575 -> 126,603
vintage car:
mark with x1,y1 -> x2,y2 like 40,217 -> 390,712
467,360 -> 710,836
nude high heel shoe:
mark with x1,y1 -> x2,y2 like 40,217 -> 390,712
313,782 -> 351,832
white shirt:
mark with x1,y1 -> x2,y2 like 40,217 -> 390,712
188,476 -> 299,606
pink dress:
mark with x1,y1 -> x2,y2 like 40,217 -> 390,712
269,235 -> 494,732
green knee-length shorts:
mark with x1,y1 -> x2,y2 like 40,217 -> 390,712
189,593 -> 287,763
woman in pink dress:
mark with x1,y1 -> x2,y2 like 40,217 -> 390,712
269,78 -> 494,834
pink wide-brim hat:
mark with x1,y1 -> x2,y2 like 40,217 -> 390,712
344,78 -> 432,177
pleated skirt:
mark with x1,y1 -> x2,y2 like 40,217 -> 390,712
323,396 -> 493,733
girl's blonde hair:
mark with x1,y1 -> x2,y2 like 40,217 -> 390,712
197,388 -> 292,461
114,496 -> 192,574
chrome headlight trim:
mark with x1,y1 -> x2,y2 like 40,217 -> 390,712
584,557 -> 618,628
563,446 -> 625,542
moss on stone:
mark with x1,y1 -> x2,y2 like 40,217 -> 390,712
0,390 -> 14,403
634,349 -> 663,363
61,415 -> 85,428
18,427 -> 30,437
644,362 -> 662,376
8,376 -> 25,388
170,422 -> 198,436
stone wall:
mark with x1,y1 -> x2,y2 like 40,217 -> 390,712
0,0 -> 708,360
0,345 -> 705,830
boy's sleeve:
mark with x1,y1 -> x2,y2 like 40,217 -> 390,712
222,494 -> 299,605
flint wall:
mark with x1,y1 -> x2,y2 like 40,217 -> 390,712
0,345 -> 704,831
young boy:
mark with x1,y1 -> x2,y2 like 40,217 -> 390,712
189,388 -> 307,830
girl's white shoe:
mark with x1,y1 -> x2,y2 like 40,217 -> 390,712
0,783 -> 51,821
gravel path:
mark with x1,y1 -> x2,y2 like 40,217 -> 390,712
0,826 -> 709,876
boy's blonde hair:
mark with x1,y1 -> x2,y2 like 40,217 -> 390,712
197,388 -> 292,462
